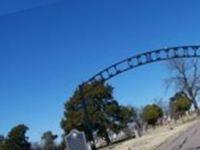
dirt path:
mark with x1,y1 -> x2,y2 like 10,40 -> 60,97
157,120 -> 200,150
100,120 -> 197,150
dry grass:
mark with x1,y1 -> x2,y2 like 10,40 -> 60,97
100,115 -> 198,150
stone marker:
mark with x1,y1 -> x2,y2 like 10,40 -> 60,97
65,129 -> 88,150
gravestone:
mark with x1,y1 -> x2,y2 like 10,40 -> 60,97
65,129 -> 88,150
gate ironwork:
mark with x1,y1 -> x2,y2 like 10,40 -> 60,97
84,45 -> 200,85
78,45 -> 200,150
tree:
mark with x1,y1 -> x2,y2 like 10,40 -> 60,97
0,135 -> 5,149
119,106 -> 137,127
119,106 -> 139,137
170,92 -> 192,119
154,98 -> 170,116
3,124 -> 31,150
166,59 -> 200,112
31,142 -> 42,150
41,131 -> 57,150
56,136 -> 66,150
142,104 -> 163,126
61,81 -> 135,147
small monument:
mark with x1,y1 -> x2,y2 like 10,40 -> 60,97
65,129 -> 88,150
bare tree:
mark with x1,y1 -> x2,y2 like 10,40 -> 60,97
166,58 -> 200,112
154,98 -> 170,116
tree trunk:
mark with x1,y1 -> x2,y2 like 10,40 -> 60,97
85,128 -> 96,150
91,143 -> 97,150
192,98 -> 200,115
88,131 -> 96,150
104,130 -> 111,146
188,88 -> 199,113
101,126 -> 111,145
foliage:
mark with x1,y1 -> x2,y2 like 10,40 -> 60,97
41,131 -> 58,150
2,124 -> 31,150
166,59 -> 200,111
61,81 -> 136,145
154,98 -> 170,116
170,92 -> 192,119
119,106 -> 137,127
142,104 -> 163,126
0,135 -> 5,150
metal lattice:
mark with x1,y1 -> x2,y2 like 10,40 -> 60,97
78,45 -> 200,149
83,45 -> 200,85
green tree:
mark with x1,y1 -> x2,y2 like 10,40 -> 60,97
170,92 -> 191,119
119,106 -> 137,127
61,81 -> 134,147
3,124 -> 31,150
142,104 -> 163,126
154,98 -> 170,116
41,131 -> 57,150
0,135 -> 5,149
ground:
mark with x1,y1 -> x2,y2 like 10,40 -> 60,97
100,118 -> 198,150
158,120 -> 200,150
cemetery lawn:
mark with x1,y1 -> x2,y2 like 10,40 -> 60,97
99,119 -> 197,150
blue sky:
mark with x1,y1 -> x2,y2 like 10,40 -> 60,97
0,0 -> 200,142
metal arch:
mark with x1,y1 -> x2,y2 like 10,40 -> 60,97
83,45 -> 200,86
79,45 -> 200,148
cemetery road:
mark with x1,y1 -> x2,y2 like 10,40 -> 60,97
157,120 -> 200,150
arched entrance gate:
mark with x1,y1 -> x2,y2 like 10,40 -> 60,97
79,45 -> 200,149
